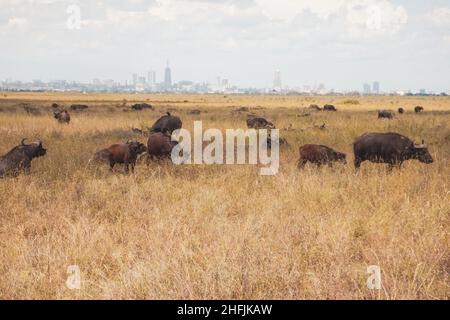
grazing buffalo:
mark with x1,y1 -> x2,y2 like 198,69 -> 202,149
94,140 -> 147,173
131,103 -> 153,111
146,132 -> 179,163
53,110 -> 71,124
378,110 -> 394,119
246,115 -> 275,129
398,107 -> 405,114
353,132 -> 433,169
297,144 -> 346,168
150,112 -> 182,134
0,139 -> 47,177
323,104 -> 337,111
309,104 -> 322,111
415,106 -> 424,113
70,104 -> 89,111
188,109 -> 201,115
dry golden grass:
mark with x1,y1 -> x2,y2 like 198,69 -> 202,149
0,92 -> 448,299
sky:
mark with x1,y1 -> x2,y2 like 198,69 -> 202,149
1,0 -> 449,92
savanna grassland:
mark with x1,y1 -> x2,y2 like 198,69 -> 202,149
0,92 -> 448,299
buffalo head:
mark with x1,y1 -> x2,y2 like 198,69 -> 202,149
413,140 -> 433,164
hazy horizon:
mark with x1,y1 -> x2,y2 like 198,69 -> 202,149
1,0 -> 450,92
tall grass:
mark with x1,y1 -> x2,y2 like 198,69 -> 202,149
0,93 -> 448,299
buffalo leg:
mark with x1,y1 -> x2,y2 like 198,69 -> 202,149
109,161 -> 115,172
354,158 -> 362,169
297,158 -> 307,169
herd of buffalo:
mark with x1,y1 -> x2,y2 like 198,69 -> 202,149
0,104 -> 435,177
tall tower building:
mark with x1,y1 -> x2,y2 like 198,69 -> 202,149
148,70 -> 156,85
363,83 -> 371,94
273,70 -> 282,90
164,60 -> 172,90
372,81 -> 380,94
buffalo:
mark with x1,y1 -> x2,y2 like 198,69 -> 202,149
94,140 -> 147,173
70,104 -> 89,111
323,104 -> 337,111
246,115 -> 275,129
353,132 -> 433,169
398,107 -> 405,114
378,110 -> 394,119
309,104 -> 322,111
131,103 -> 153,111
297,144 -> 346,168
150,112 -> 182,134
415,106 -> 424,113
146,131 -> 179,161
53,110 -> 71,124
0,139 -> 47,177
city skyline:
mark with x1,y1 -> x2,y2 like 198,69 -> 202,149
1,1 -> 449,92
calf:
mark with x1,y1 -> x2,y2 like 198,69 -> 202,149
298,144 -> 346,168
94,140 -> 147,173
0,139 -> 47,177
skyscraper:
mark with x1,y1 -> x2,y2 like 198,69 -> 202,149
147,70 -> 156,86
273,70 -> 282,90
363,83 -> 371,94
164,60 -> 172,90
132,73 -> 138,87
372,81 -> 380,94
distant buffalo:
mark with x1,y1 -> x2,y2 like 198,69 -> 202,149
298,144 -> 346,168
378,110 -> 394,119
415,106 -> 424,113
147,131 -> 178,161
323,104 -> 337,111
0,139 -> 47,177
246,115 -> 275,129
131,103 -> 153,111
353,132 -> 433,169
150,112 -> 182,134
53,110 -> 70,124
70,104 -> 89,111
398,107 -> 405,114
309,104 -> 322,111
94,140 -> 147,173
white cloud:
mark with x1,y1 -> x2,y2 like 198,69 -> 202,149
426,7 -> 450,28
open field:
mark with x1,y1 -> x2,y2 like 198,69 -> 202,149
0,92 -> 449,299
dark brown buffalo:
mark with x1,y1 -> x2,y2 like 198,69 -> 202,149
415,106 -> 424,113
131,103 -> 153,111
0,139 -> 47,177
53,110 -> 71,124
297,144 -> 346,168
353,132 -> 433,169
398,107 -> 405,114
70,104 -> 89,111
147,132 -> 179,161
378,110 -> 394,119
94,140 -> 147,173
323,104 -> 337,111
150,112 -> 182,134
246,116 -> 275,129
